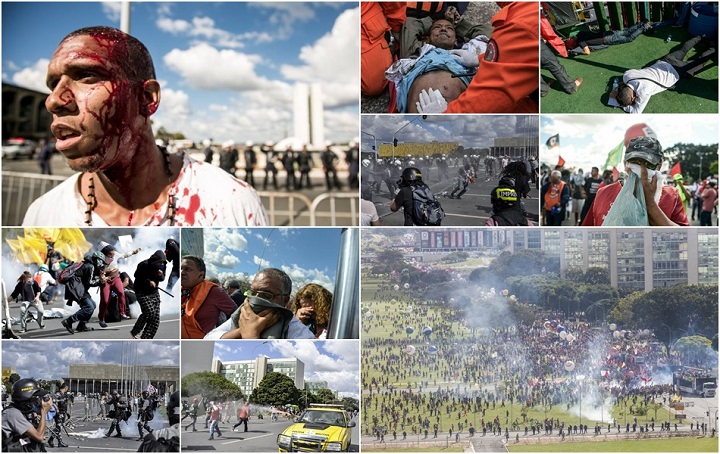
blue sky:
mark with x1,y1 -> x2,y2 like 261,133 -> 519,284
361,115 -> 537,153
198,228 -> 344,292
540,115 -> 718,173
2,2 -> 359,143
2,341 -> 179,380
214,340 -> 359,397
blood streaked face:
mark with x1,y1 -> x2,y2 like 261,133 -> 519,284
45,34 -> 142,172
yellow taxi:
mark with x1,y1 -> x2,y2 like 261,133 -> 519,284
277,404 -> 355,452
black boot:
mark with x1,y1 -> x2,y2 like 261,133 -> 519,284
58,440 -> 69,448
48,439 -> 55,448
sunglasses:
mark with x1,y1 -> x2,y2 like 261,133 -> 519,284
244,288 -> 286,301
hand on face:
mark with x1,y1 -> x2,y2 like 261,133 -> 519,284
239,302 -> 279,339
639,164 -> 659,208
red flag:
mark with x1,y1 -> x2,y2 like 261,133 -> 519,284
670,162 -> 681,177
612,167 -> 619,181
557,156 -> 565,167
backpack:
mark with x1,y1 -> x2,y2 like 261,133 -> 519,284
411,185 -> 445,226
57,262 -> 83,285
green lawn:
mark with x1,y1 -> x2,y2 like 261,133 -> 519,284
364,447 -> 464,452
508,436 -> 718,452
541,27 -> 718,113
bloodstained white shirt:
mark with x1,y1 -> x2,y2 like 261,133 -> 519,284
22,154 -> 268,226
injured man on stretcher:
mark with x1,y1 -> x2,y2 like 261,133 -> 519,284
387,10 -> 493,113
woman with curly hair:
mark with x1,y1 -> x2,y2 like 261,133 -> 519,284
291,283 -> 332,339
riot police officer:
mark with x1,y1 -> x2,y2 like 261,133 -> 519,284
48,382 -> 70,448
105,390 -> 128,438
137,391 -> 157,440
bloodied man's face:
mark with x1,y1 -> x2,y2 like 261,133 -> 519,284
45,34 -> 157,172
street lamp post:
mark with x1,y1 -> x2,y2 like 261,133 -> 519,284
361,131 -> 377,156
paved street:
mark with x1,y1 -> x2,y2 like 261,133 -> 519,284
370,164 -> 540,226
4,298 -> 179,340
42,398 -> 174,452
181,416 -> 360,452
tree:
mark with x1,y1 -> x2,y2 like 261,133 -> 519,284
341,397 -> 359,412
250,372 -> 299,407
181,371 -> 244,402
316,388 -> 336,404
673,336 -> 714,365
298,389 -> 317,411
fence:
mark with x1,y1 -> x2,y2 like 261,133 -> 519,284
1,172 -> 358,226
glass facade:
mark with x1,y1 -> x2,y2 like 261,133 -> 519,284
698,232 -> 719,284
652,232 -> 689,288
587,231 -> 610,271
615,231 -> 645,289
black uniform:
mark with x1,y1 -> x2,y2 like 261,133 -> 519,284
106,393 -> 129,437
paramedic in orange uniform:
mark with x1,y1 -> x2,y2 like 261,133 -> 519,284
417,2 -> 539,113
361,2 -> 407,97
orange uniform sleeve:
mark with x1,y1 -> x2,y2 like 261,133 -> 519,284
445,2 -> 539,113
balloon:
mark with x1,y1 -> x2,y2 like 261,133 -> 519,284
510,295 -> 517,302
491,352 -> 498,359
405,345 -> 416,355
423,326 -> 432,336
393,285 -> 400,291
406,305 -> 413,313
449,298 -> 455,303
567,334 -> 575,342
609,323 -> 617,331
502,289 -> 509,296
564,360 -> 575,372
613,330 -> 620,339
643,329 -> 650,337
406,326 -> 414,335
390,299 -> 397,305
559,331 -> 567,340
427,346 -> 438,355
404,283 -> 410,289
543,321 -> 552,330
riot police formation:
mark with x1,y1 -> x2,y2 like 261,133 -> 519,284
137,391 -> 158,440
1,378 -> 53,452
105,390 -> 130,438
47,383 -> 71,448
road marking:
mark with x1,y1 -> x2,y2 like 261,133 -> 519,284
221,432 -> 275,445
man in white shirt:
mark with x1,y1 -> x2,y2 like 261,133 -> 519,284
611,35 -> 715,113
204,268 -> 314,340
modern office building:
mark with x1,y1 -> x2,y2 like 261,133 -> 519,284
511,228 -> 717,290
63,364 -> 179,396
212,357 -> 304,398
414,228 -> 718,290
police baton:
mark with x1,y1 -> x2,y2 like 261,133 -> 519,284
158,287 -> 175,298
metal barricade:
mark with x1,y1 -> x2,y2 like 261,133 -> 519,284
308,192 -> 359,226
1,172 -> 359,226
2,171 -> 66,226
257,191 -> 313,226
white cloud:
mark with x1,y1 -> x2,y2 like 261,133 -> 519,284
11,59 -> 51,94
253,255 -> 271,268
163,44 -> 271,91
58,347 -> 87,363
102,2 -> 121,22
280,7 -> 359,108
160,87 -> 191,119
280,264 -> 334,292
268,340 -> 359,395
156,16 -> 191,34
202,229 -> 249,275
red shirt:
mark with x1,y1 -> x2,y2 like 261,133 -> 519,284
701,187 -> 718,212
193,285 -> 238,335
582,182 -> 689,226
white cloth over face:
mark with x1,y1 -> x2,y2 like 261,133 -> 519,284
204,317 -> 315,340
22,154 -> 268,226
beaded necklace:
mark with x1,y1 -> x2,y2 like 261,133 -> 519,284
84,147 -> 176,226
